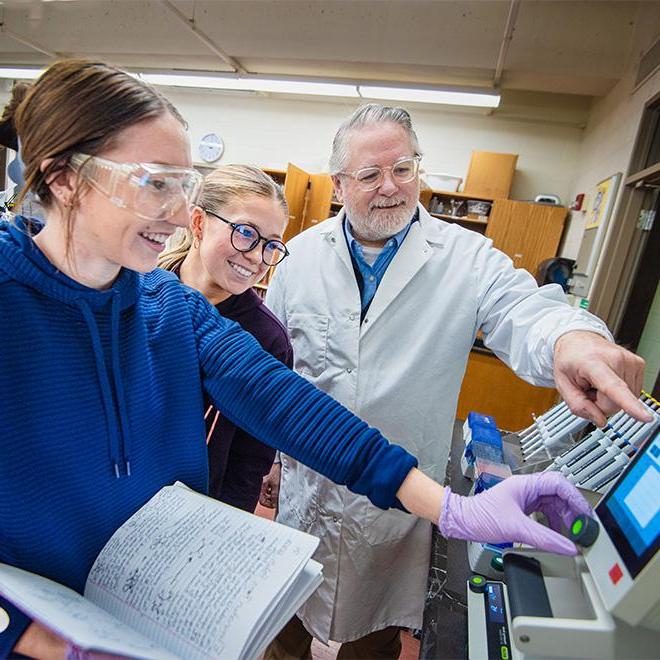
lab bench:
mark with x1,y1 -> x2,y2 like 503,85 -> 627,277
419,420 -> 473,660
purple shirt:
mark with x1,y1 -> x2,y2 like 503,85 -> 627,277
206,288 -> 293,511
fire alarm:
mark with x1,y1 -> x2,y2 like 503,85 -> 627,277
570,193 -> 585,211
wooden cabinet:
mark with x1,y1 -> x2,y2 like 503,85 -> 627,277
457,349 -> 558,429
425,189 -> 494,236
281,163 -> 312,244
301,174 -> 334,233
266,166 -> 335,243
464,151 -> 518,199
423,192 -> 567,275
262,167 -> 287,186
486,200 -> 567,274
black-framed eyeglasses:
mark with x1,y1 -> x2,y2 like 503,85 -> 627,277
204,208 -> 290,266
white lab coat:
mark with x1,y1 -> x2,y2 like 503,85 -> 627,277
265,205 -> 610,643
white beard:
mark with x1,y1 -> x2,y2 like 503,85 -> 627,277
344,197 -> 417,242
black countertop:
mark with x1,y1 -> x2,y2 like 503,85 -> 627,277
419,421 -> 475,660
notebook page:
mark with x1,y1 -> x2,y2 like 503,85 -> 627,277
84,483 -> 319,660
242,559 -> 323,660
0,565 -> 174,659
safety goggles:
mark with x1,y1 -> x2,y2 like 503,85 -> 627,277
69,153 -> 204,221
341,155 -> 421,192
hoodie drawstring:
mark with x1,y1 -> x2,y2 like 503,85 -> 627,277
76,297 -> 131,478
111,292 -> 132,476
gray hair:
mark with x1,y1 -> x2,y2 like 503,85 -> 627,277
328,103 -> 422,174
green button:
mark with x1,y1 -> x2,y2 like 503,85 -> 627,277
469,574 -> 488,593
501,646 -> 509,659
572,518 -> 584,535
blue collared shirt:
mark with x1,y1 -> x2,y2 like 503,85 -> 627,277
343,210 -> 417,316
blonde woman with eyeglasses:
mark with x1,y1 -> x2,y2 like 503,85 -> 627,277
159,166 -> 292,513
1,59 -> 595,659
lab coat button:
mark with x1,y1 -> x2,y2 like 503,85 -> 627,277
349,313 -> 357,321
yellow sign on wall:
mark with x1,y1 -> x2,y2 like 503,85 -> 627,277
585,174 -> 619,230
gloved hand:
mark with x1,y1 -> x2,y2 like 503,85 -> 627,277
438,472 -> 591,555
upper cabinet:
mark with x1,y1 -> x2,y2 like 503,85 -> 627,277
208,151 -> 566,280
425,189 -> 494,236
281,163 -> 313,244
486,200 -> 567,274
464,151 -> 518,199
421,150 -> 567,275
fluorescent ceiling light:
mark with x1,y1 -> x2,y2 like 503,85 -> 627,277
359,85 -> 501,108
0,67 -> 44,80
0,67 -> 500,108
139,73 -> 359,98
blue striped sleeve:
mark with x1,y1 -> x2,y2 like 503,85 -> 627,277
187,289 -> 417,510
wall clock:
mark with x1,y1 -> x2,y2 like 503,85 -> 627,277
198,133 -> 224,163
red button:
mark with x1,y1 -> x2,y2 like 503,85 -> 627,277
609,563 -> 623,585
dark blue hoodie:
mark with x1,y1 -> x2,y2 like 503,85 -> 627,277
0,217 -> 417,655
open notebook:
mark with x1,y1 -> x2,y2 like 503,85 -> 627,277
0,482 -> 322,659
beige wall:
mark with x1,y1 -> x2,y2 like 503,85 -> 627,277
561,4 -> 660,263
0,81 -> 584,205
162,87 -> 583,205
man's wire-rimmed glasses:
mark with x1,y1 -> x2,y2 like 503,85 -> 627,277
204,209 -> 289,266
339,155 -> 421,192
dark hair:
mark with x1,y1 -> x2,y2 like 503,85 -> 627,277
13,59 -> 185,210
0,82 -> 31,151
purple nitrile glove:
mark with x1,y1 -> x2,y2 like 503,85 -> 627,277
439,472 -> 591,555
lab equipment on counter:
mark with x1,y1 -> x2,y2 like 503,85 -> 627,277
517,400 -> 591,462
462,413 -> 503,479
468,540 -> 511,580
545,393 -> 659,494
467,427 -> 660,659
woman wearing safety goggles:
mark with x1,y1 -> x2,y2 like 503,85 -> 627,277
0,59 -> 591,658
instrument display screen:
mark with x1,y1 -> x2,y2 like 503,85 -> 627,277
484,582 -> 511,660
597,428 -> 660,578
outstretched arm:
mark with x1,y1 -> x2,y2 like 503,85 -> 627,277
553,331 -> 651,426
400,469 -> 591,556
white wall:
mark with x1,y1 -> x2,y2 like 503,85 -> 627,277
165,88 -> 583,204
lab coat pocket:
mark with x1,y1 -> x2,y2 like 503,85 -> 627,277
359,502 -> 419,546
288,313 -> 329,378
279,455 -> 320,530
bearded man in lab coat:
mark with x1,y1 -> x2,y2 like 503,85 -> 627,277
262,104 -> 647,659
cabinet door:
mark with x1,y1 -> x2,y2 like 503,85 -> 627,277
486,200 -> 566,274
464,151 -> 518,199
282,163 -> 311,244
300,174 -> 334,232
457,351 -> 558,429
